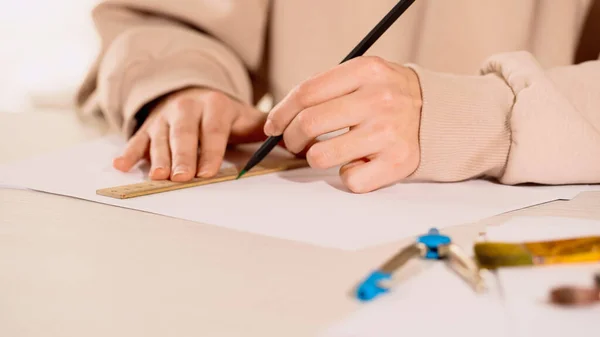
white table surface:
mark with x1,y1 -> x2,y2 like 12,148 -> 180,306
1,109 -> 599,337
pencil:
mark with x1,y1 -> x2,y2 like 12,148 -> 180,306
236,0 -> 418,179
473,236 -> 600,269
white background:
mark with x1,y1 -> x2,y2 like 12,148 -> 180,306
0,0 -> 99,113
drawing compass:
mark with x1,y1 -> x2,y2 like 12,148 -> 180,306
354,228 -> 485,301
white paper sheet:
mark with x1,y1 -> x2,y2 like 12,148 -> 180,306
485,216 -> 600,337
0,136 -> 596,250
319,263 -> 511,337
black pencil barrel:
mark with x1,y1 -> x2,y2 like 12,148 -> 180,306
342,0 -> 416,62
241,135 -> 282,173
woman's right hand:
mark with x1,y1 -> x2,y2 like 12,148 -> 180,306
112,88 -> 269,182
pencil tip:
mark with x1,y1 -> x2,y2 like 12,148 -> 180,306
236,170 -> 247,180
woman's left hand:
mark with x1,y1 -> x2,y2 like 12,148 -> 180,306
264,56 -> 423,193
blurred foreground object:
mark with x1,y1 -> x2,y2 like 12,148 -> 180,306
550,272 -> 600,306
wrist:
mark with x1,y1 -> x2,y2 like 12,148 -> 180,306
403,64 -> 513,182
404,67 -> 424,113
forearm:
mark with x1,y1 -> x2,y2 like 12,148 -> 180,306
498,53 -> 600,185
407,51 -> 600,185
76,0 -> 269,136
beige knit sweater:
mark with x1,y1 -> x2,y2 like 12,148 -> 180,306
76,0 -> 600,185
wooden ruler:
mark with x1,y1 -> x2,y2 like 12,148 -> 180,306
96,158 -> 308,199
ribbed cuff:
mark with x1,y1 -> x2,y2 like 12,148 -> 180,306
404,64 -> 514,182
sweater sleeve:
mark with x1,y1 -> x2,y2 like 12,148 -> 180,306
406,51 -> 600,185
75,0 -> 270,137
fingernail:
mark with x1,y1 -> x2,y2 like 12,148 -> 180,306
264,119 -> 274,136
113,157 -> 126,170
197,164 -> 216,177
150,167 -> 165,177
173,165 -> 189,177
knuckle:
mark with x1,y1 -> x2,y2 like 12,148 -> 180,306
377,88 -> 398,107
306,145 -> 329,168
282,132 -> 300,154
291,82 -> 314,108
362,56 -> 389,77
203,90 -> 229,107
199,149 -> 220,162
296,110 -> 317,137
173,96 -> 197,112
151,131 -> 167,143
341,172 -> 367,194
147,119 -> 164,136
172,152 -> 194,164
156,115 -> 168,125
204,119 -> 227,134
147,123 -> 158,136
171,123 -> 193,136
131,132 -> 149,147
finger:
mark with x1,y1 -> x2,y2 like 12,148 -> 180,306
228,105 -> 269,144
283,90 -> 371,153
294,138 -> 318,158
113,131 -> 150,172
305,126 -> 386,170
265,56 -> 391,136
167,98 -> 202,182
148,118 -> 171,180
197,93 -> 236,177
339,157 -> 369,173
339,157 -> 392,194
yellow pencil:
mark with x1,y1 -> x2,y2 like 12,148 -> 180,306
474,236 -> 600,269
